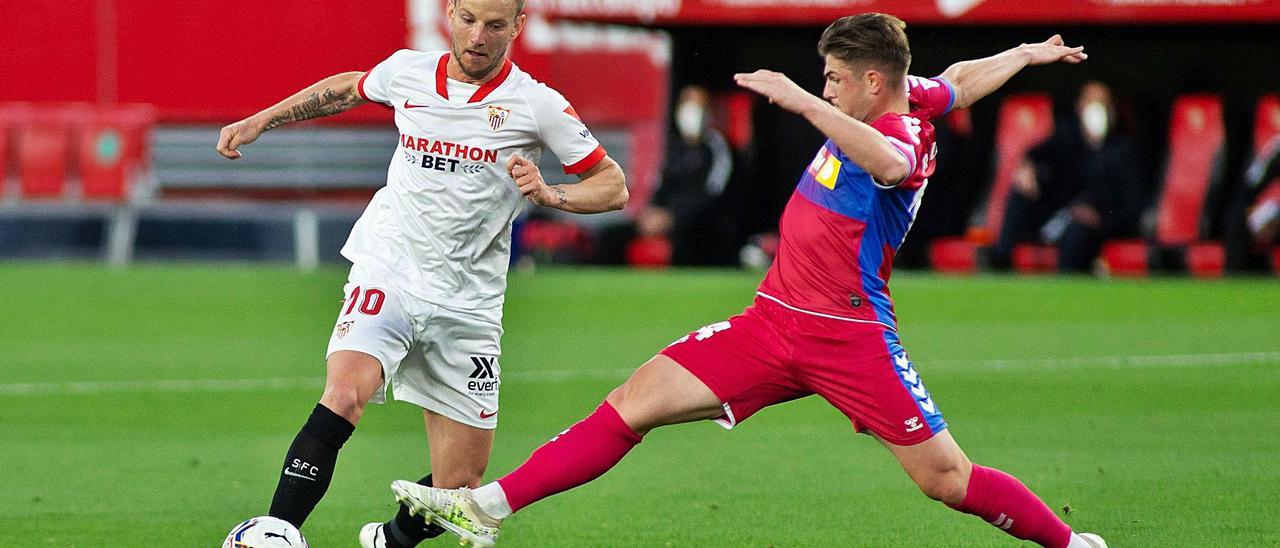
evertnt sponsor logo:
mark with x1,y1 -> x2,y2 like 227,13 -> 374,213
399,134 -> 499,163
468,356 -> 499,393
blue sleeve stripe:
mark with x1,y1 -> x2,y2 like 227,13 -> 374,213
934,76 -> 957,115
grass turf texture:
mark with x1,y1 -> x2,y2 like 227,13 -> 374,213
1,262 -> 1277,546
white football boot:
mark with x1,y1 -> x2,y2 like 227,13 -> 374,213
358,522 -> 388,548
1079,532 -> 1108,547
391,480 -> 500,547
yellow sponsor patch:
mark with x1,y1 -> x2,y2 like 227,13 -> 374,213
808,148 -> 842,190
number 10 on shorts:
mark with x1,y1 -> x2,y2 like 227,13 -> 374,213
343,286 -> 386,316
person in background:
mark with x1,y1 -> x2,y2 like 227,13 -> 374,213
1224,135 -> 1280,270
992,81 -> 1146,272
1245,139 -> 1280,247
627,85 -> 736,265
1248,183 -> 1280,246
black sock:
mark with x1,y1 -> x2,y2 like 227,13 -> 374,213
268,403 -> 355,528
384,474 -> 446,548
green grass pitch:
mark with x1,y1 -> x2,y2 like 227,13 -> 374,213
1,263 -> 1277,546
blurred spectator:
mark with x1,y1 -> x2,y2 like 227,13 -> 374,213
1224,136 -> 1280,269
991,81 -> 1147,272
1246,139 -> 1280,246
1249,182 -> 1280,246
597,85 -> 735,265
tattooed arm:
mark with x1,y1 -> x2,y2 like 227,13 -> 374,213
216,71 -> 366,159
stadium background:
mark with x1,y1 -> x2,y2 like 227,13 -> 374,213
1,0 -> 1278,546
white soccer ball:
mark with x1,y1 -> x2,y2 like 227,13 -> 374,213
222,516 -> 309,548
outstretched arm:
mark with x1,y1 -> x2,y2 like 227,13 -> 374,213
940,35 -> 1087,111
216,71 -> 367,159
734,70 -> 911,185
509,155 -> 629,214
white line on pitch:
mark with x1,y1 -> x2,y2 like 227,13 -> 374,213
0,351 -> 1276,397
944,350 -> 1280,371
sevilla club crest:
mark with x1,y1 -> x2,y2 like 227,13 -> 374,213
487,105 -> 510,131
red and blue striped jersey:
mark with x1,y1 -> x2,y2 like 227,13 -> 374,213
757,76 -> 955,331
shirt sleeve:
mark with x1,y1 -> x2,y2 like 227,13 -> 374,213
906,75 -> 956,121
871,115 -> 934,191
530,86 -> 607,175
357,49 -> 422,106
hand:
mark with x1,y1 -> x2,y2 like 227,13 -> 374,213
734,70 -> 824,115
216,117 -> 265,160
637,207 -> 673,237
508,155 -> 564,207
1013,161 -> 1039,200
1070,203 -> 1102,228
1019,35 -> 1087,66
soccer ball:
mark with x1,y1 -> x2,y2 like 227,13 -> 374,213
222,516 -> 309,548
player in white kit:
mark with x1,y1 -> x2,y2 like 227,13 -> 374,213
215,1 -> 626,546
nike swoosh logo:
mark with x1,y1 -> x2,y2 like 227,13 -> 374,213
403,99 -> 432,109
283,468 -> 317,482
936,0 -> 986,17
479,410 -> 498,419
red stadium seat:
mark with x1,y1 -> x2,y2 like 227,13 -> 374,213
978,94 -> 1056,243
1011,243 -> 1058,274
1185,242 -> 1225,278
14,108 -> 75,199
930,95 -> 1054,273
76,104 -> 157,201
521,219 -> 587,253
1100,239 -> 1148,277
714,91 -> 754,151
0,104 -> 21,192
1101,95 -> 1226,276
1253,94 -> 1280,157
1155,95 -> 1225,247
927,238 -> 978,274
626,236 -> 672,268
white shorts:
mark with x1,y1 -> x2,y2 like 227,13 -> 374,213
325,266 -> 504,429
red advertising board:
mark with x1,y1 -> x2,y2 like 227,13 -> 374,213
533,0 -> 1280,25
0,0 -> 406,122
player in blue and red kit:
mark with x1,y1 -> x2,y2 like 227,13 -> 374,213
392,14 -> 1106,548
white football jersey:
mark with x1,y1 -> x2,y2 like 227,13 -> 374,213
346,50 -> 606,308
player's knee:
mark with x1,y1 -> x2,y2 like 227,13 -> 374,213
916,466 -> 968,506
319,385 -> 368,424
604,381 -> 664,434
605,384 -> 643,426
604,382 -> 633,408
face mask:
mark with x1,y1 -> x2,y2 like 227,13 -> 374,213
1081,102 -> 1110,142
676,103 -> 705,141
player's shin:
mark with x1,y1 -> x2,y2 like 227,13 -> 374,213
489,401 -> 644,515
946,464 -> 1074,548
268,403 -> 355,527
